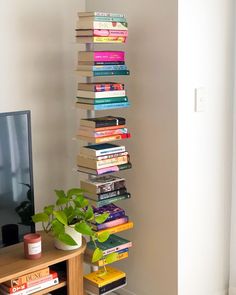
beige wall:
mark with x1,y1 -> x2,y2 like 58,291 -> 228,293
0,0 -> 85,211
86,1 -> 178,295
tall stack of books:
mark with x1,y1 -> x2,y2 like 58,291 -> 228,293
75,10 -> 132,295
0,267 -> 59,295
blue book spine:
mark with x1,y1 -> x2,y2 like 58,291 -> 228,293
92,65 -> 127,71
93,70 -> 130,76
93,102 -> 130,110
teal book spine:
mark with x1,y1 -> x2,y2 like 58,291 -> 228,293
93,70 -> 130,77
96,193 -> 131,207
93,101 -> 130,110
77,96 -> 128,105
93,16 -> 127,22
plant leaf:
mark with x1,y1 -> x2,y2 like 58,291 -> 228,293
56,197 -> 69,206
97,231 -> 110,243
95,213 -> 110,224
67,188 -> 85,198
44,205 -> 54,215
55,189 -> 66,199
104,253 -> 119,264
85,205 -> 94,220
51,219 -> 65,237
92,248 -> 103,263
32,213 -> 49,223
57,233 -> 77,246
53,211 -> 68,226
74,221 -> 94,236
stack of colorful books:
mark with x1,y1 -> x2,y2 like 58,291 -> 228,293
84,266 -> 127,294
76,51 -> 130,77
75,11 -> 128,44
0,267 -> 59,295
76,82 -> 130,110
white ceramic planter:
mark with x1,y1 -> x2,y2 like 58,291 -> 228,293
54,225 -> 82,251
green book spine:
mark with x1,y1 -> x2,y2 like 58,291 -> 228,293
77,96 -> 128,105
96,193 -> 131,207
94,70 -> 130,77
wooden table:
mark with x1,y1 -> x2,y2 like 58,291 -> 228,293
0,232 -> 86,295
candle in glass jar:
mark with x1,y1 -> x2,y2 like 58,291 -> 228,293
24,233 -> 42,259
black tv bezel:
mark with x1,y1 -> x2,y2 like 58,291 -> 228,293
0,110 -> 36,243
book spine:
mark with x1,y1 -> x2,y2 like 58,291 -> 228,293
103,242 -> 132,256
92,12 -> 125,17
94,216 -> 129,231
0,278 -> 59,295
87,16 -> 127,22
92,61 -> 125,66
97,250 -> 129,266
97,221 -> 133,236
4,268 -> 50,287
94,133 -> 131,143
93,51 -> 125,62
93,29 -> 128,37
93,65 -> 127,71
99,277 -> 127,293
97,188 -> 128,200
78,155 -> 129,170
1,273 -> 58,294
93,36 -> 126,43
93,70 -> 130,76
77,90 -> 126,98
97,180 -> 126,194
95,151 -> 128,160
84,96 -> 128,105
78,128 -> 128,138
97,193 -> 130,206
92,21 -> 128,30
92,83 -> 124,91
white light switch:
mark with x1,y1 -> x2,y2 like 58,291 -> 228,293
195,87 -> 206,112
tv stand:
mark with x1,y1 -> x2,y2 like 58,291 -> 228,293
0,232 -> 86,295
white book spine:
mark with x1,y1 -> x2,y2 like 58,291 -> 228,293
77,90 -> 126,98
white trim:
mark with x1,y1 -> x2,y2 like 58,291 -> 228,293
229,287 -> 236,295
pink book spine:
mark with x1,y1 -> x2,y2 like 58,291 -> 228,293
94,51 -> 125,62
97,216 -> 129,230
94,30 -> 128,37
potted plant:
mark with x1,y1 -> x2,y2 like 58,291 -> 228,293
32,188 -> 115,264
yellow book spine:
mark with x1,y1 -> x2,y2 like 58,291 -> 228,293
97,221 -> 134,237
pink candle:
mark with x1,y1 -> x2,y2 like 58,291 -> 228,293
24,233 -> 42,259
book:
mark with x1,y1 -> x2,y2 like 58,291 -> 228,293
0,278 -> 59,295
91,215 -> 129,231
80,175 -> 126,194
78,12 -> 125,18
85,234 -> 132,256
78,82 -> 124,92
4,268 -> 50,287
81,151 -> 128,161
77,90 -> 126,98
97,221 -> 134,236
80,116 -> 126,128
0,271 -> 58,294
87,193 -> 131,207
77,162 -> 132,175
78,16 -> 126,22
77,128 -> 128,138
80,143 -> 126,157
77,154 -> 129,170
78,51 -> 125,62
90,249 -> 129,267
93,204 -> 125,221
79,125 -> 126,133
84,266 -> 126,288
75,29 -> 128,37
76,21 -> 128,31
77,133 -> 131,143
76,70 -> 130,77
86,187 -> 129,201
77,96 -> 128,105
77,65 -> 127,72
76,36 -> 127,43
84,277 -> 126,295
78,61 -> 125,65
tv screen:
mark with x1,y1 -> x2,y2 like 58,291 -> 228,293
0,110 -> 35,247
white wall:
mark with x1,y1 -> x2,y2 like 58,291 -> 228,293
86,1 -> 178,295
229,2 -> 236,294
178,1 -> 234,295
0,0 -> 85,212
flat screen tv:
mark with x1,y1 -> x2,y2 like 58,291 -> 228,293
0,110 -> 35,248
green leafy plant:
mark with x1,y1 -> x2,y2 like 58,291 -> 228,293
32,188 -> 116,264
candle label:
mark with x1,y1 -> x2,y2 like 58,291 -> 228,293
28,241 -> 41,255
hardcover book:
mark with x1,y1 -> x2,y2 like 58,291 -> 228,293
91,215 -> 129,231
77,127 -> 128,138
83,266 -> 126,288
80,175 -> 126,194
80,116 -> 126,128
77,162 -> 132,175
90,249 -> 129,267
84,277 -> 126,295
76,96 -> 128,105
78,12 -> 125,18
77,83 -> 125,92
77,89 -> 126,98
78,16 -> 127,22
77,65 -> 127,72
80,143 -> 126,157
78,51 -> 125,62
76,36 -> 126,43
76,21 -> 128,31
96,221 -> 134,236
85,234 -> 132,256
76,70 -> 130,77
75,29 -> 128,37
77,132 -> 131,143
93,204 -> 125,222
85,186 -> 127,200
87,193 -> 131,207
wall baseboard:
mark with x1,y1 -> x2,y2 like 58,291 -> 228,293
229,287 -> 236,295
112,287 -> 136,295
